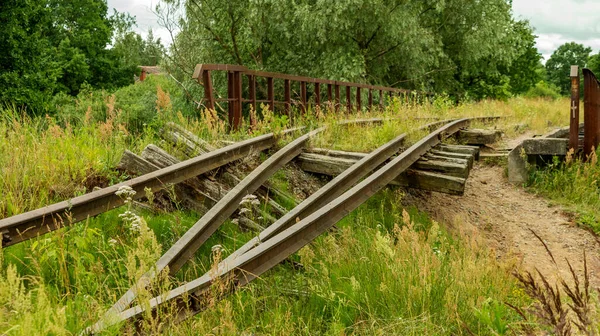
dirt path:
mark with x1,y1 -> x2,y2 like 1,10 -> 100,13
405,164 -> 600,286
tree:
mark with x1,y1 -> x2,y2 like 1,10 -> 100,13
588,53 -> 600,77
0,0 -> 145,112
505,21 -> 542,95
0,1 -> 60,110
160,0 -> 540,100
546,42 -> 592,95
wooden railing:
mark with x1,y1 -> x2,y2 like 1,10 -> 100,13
192,64 -> 431,130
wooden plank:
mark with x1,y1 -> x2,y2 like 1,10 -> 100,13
423,153 -> 470,169
427,150 -> 473,169
296,152 -> 467,194
413,158 -> 469,178
395,170 -> 465,195
304,148 -> 367,161
437,144 -> 480,160
458,129 -> 502,145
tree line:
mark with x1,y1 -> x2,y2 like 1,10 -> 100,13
0,0 -> 164,112
2,0 -> 599,114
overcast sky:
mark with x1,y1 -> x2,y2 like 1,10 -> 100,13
108,0 -> 600,62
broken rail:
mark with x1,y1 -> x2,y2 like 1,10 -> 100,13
91,117 -> 493,333
192,64 -> 433,130
0,120 -> 383,247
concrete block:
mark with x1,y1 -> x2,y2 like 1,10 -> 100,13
508,144 -> 528,185
521,138 -> 568,155
508,138 -> 568,185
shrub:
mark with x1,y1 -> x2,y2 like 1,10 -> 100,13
524,81 -> 562,100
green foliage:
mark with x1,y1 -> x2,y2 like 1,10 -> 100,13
588,53 -> 600,77
524,81 -> 562,100
162,0 -> 540,99
0,0 -> 166,113
546,42 -> 592,95
529,151 -> 600,233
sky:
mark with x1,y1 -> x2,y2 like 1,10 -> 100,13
108,0 -> 600,62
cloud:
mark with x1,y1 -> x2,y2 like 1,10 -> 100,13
107,0 -> 174,46
512,0 -> 600,59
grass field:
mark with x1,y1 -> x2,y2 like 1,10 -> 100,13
0,76 -> 572,334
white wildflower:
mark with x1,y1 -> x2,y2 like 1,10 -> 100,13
239,208 -> 251,215
115,185 -> 136,198
108,238 -> 117,246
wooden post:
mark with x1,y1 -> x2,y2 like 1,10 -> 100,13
267,77 -> 274,111
356,87 -> 361,112
379,90 -> 383,110
569,66 -> 580,152
202,70 -> 215,110
368,89 -> 373,111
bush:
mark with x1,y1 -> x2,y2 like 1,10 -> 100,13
524,81 -> 562,99
53,75 -> 199,134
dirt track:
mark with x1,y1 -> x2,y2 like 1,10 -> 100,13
405,164 -> 600,287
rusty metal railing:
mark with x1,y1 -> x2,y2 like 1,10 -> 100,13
191,64 -> 431,130
583,68 -> 600,157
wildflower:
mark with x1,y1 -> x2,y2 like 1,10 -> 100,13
115,185 -> 136,198
239,208 -> 251,215
232,218 -> 239,225
108,238 -> 118,246
211,244 -> 223,253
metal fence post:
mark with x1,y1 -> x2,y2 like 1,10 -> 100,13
583,68 -> 600,157
267,77 -> 274,111
284,79 -> 291,116
314,82 -> 321,110
202,70 -> 215,110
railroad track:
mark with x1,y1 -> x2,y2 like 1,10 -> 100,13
0,116 -> 495,334
0,119 -> 383,247
84,117 -> 493,333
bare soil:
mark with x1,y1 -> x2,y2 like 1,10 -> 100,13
404,164 -> 600,286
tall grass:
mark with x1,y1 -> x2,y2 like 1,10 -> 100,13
0,75 -> 571,334
529,151 -> 600,233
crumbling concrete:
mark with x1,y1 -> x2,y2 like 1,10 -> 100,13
508,138 -> 568,185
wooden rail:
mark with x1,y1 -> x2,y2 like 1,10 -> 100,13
192,64 -> 432,130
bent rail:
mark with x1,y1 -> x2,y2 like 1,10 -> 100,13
91,118 -> 476,333
192,64 -> 432,130
0,129 -> 299,247
103,118 -> 384,318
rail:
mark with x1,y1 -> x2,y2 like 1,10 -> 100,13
0,120 -> 383,247
192,64 -> 432,130
0,129 -> 300,247
90,117 -> 497,333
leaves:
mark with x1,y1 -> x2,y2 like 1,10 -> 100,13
165,0 -> 541,99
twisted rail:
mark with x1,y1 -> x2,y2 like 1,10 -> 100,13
90,118 -> 492,334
